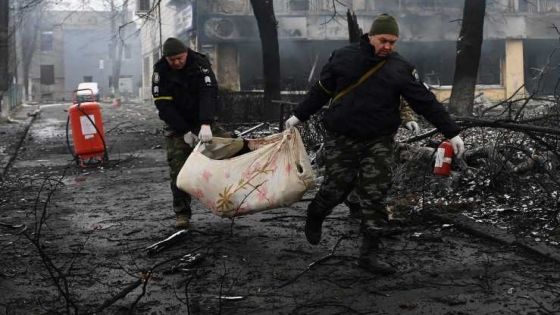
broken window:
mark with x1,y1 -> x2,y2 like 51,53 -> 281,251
539,0 -> 560,12
40,65 -> 55,85
289,0 -> 309,11
137,0 -> 150,12
40,31 -> 53,52
478,40 -> 504,85
518,0 -> 529,12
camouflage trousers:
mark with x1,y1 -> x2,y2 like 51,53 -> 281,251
165,132 -> 194,216
309,131 -> 395,224
165,124 -> 231,216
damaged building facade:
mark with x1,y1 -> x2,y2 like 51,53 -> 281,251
14,10 -> 142,103
137,0 -> 560,103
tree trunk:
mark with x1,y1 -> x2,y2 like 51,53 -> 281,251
0,0 -> 9,98
448,0 -> 486,116
110,0 -> 128,107
250,0 -> 281,120
21,8 -> 42,102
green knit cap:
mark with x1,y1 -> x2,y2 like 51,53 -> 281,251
163,37 -> 188,57
369,14 -> 399,36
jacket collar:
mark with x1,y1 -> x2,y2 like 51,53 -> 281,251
359,34 -> 388,63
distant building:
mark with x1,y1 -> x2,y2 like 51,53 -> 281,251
19,10 -> 142,103
136,0 -> 560,102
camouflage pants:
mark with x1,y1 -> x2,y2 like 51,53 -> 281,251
165,124 -> 231,216
309,131 -> 395,224
165,133 -> 193,215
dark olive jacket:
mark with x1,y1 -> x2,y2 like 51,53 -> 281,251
294,34 -> 460,139
152,49 -> 217,135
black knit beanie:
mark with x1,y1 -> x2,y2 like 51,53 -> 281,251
163,37 -> 188,57
369,14 -> 399,36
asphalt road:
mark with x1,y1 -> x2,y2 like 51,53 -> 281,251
1,102 -> 559,314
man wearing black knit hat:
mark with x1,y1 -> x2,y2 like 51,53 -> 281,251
152,37 -> 221,229
285,14 -> 465,274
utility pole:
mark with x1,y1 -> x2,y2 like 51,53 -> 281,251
0,0 -> 10,113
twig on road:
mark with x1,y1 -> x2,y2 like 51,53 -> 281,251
278,236 -> 348,288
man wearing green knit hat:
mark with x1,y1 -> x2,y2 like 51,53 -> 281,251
152,37 -> 222,229
285,14 -> 465,275
369,13 -> 399,36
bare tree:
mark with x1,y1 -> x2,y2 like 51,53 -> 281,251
249,0 -> 280,120
19,3 -> 46,101
448,0 -> 486,116
108,0 -> 130,106
0,0 -> 9,111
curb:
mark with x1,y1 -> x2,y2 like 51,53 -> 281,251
0,105 -> 41,182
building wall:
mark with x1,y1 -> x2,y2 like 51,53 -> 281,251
27,12 -> 65,102
137,0 -> 194,99
63,26 -> 143,100
26,10 -> 143,102
64,28 -> 111,100
136,0 -> 560,100
504,39 -> 526,99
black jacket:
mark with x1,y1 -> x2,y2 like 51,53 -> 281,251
152,48 -> 217,134
294,34 -> 460,139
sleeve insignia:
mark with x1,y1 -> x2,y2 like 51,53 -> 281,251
204,76 -> 212,86
153,72 -> 160,83
412,69 -> 420,82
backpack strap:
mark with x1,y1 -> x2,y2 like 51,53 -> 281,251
331,60 -> 387,103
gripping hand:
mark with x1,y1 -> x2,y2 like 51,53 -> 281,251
198,125 -> 213,143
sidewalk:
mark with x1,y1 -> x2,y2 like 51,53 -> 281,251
0,103 -> 41,180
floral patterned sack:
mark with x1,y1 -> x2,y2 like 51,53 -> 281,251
176,128 -> 315,217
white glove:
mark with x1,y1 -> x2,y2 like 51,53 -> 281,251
405,121 -> 420,134
449,135 -> 465,158
183,132 -> 198,147
198,124 -> 212,143
285,115 -> 301,129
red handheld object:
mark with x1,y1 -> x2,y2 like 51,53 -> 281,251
433,140 -> 453,176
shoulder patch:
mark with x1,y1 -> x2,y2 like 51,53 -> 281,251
204,75 -> 212,86
152,72 -> 160,83
411,69 -> 420,82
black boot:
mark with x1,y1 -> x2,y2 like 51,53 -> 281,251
344,199 -> 361,219
305,202 -> 326,245
358,221 -> 396,275
344,190 -> 361,219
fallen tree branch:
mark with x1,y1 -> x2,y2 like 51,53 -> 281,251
278,236 -> 348,288
425,210 -> 560,265
92,248 -> 204,314
456,116 -> 560,136
93,279 -> 142,313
